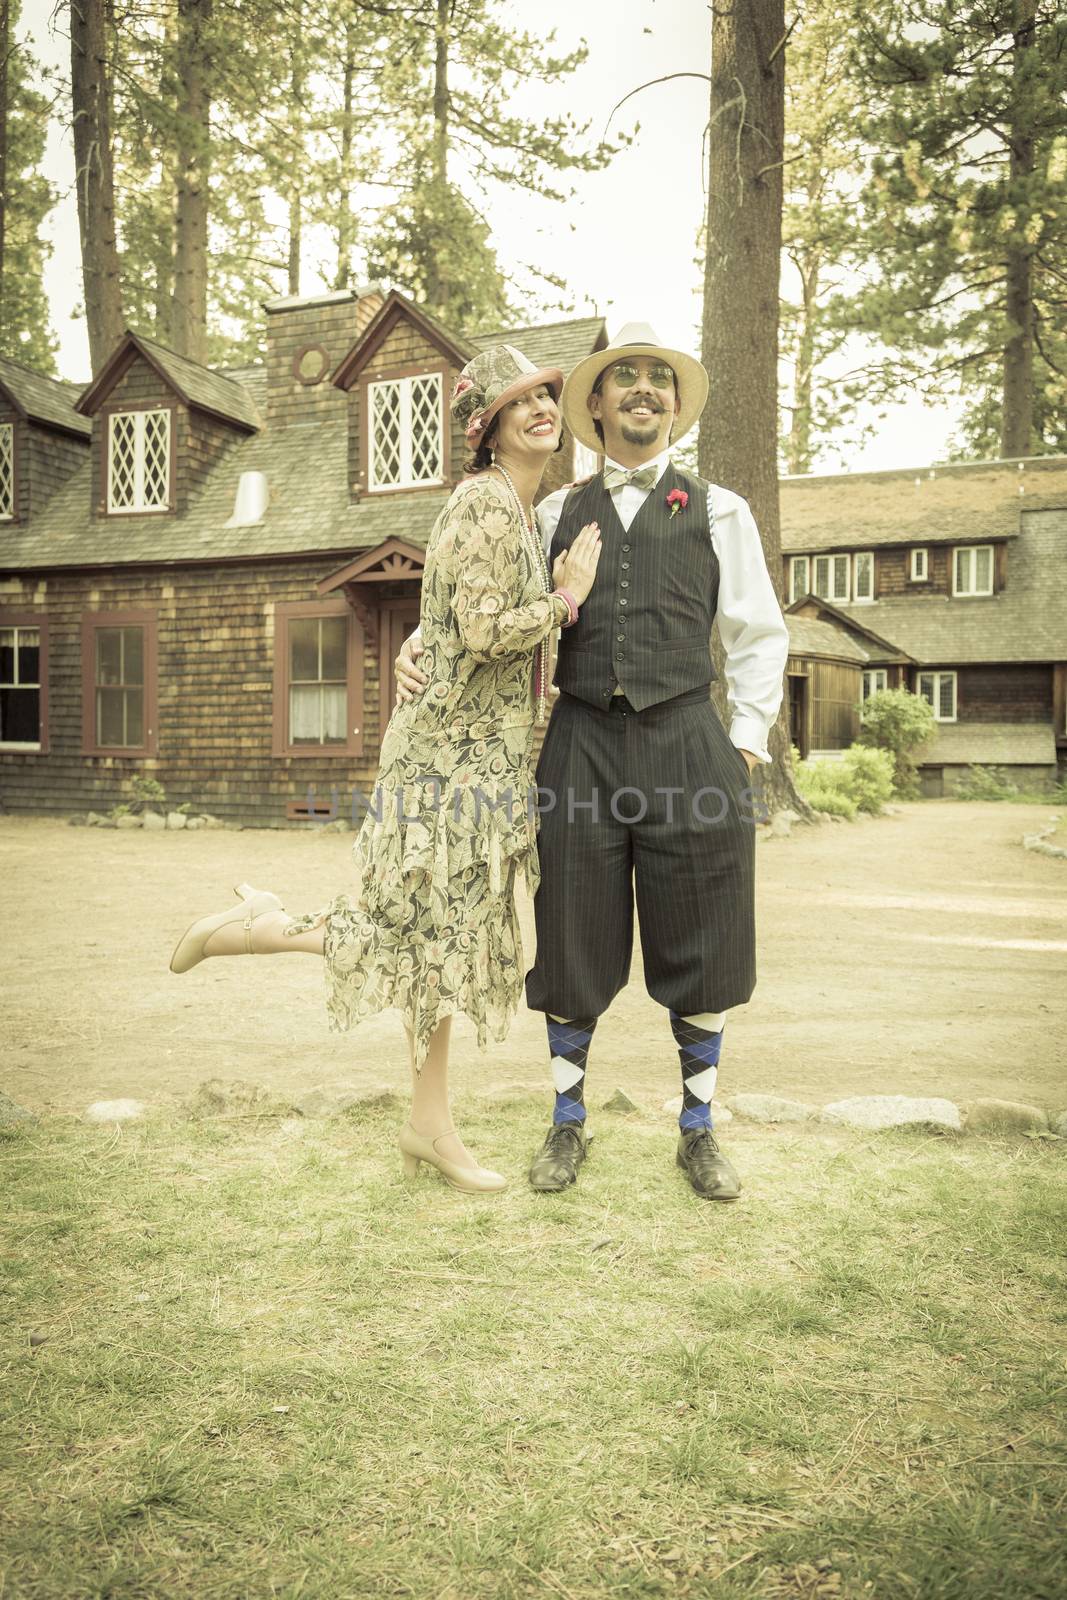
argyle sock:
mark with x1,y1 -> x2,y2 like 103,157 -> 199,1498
671,1011 -> 726,1132
548,1014 -> 598,1125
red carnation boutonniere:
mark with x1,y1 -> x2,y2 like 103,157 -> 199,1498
666,488 -> 689,519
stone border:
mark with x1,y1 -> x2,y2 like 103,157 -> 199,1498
1023,814 -> 1066,860
2,1086 -> 1062,1140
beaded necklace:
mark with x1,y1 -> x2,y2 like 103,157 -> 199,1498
493,462 -> 554,723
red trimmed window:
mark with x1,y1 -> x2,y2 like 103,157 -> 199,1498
81,610 -> 159,756
273,600 -> 364,757
0,614 -> 48,750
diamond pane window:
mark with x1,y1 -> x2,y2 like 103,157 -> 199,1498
95,627 -> 145,746
289,617 -> 347,745
368,374 -> 444,490
108,410 -> 171,512
0,625 -> 41,744
953,544 -> 993,596
0,424 -> 14,518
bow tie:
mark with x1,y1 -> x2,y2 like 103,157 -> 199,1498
604,464 -> 659,492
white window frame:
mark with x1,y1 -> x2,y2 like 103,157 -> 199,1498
853,551 -> 874,604
862,669 -> 888,700
107,409 -> 171,514
918,670 -> 957,722
952,545 -> 993,597
367,373 -> 444,492
813,553 -> 850,603
788,555 -> 810,603
910,547 -> 928,581
0,423 -> 14,519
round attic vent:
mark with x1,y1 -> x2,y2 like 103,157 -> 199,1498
293,344 -> 330,385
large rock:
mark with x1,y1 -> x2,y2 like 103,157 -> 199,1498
115,813 -> 142,829
184,816 -> 203,831
0,1091 -> 38,1126
142,810 -> 166,830
85,1099 -> 147,1123
85,811 -> 105,826
822,1095 -> 961,1133
290,1083 -> 396,1118
769,812 -> 793,839
1050,1110 -> 1067,1138
200,814 -> 226,829
961,1098 -> 1049,1136
726,1093 -> 817,1124
166,811 -> 188,830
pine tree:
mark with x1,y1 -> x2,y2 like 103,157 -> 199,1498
846,0 -> 1067,458
0,0 -> 58,371
364,0 -> 623,332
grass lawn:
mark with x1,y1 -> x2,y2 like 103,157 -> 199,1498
2,1103 -> 1065,1599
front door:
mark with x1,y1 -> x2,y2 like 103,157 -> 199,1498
788,672 -> 809,759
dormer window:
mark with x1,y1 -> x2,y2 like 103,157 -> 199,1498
107,409 -> 171,513
952,545 -> 993,597
0,423 -> 14,519
367,374 -> 443,491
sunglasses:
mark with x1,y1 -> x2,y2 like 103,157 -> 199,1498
604,360 -> 676,390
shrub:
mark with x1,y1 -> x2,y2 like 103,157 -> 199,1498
953,764 -> 1019,801
126,775 -> 167,814
838,745 -> 895,814
807,786 -> 858,820
855,689 -> 935,797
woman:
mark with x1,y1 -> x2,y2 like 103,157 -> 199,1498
170,345 -> 601,1194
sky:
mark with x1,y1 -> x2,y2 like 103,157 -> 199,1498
28,0 -> 964,474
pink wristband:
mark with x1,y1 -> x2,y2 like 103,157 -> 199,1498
553,587 -> 579,627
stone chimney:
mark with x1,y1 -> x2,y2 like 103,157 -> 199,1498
263,286 -> 384,428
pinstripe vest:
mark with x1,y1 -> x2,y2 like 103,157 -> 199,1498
550,465 -> 719,712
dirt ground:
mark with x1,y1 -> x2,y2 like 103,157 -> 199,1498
2,801 -> 1065,1118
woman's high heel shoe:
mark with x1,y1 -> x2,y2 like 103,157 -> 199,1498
398,1124 -> 507,1193
169,887 -> 284,974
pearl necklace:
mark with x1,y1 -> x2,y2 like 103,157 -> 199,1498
493,463 -> 553,723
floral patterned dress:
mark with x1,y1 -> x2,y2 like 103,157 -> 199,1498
284,471 -> 565,1070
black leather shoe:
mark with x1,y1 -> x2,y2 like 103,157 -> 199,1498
676,1128 -> 741,1201
529,1122 -> 589,1192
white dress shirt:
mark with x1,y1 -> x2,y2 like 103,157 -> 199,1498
537,451 -> 789,763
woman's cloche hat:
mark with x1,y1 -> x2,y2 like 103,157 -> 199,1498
561,323 -> 709,455
450,344 -> 564,445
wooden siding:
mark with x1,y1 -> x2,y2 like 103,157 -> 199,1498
29,422 -> 90,519
954,663 -> 1053,723
787,653 -> 862,751
0,561 -> 404,824
265,294 -> 381,429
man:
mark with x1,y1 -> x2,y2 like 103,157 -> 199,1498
396,326 -> 788,1200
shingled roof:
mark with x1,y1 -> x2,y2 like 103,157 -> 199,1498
811,507 -> 1067,665
0,311 -> 607,571
786,615 -> 869,664
0,355 -> 91,439
76,330 -> 261,432
780,455 -> 1067,551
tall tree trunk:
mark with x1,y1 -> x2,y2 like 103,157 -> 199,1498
0,0 -> 10,312
426,0 -> 449,310
287,2 -> 303,295
333,16 -> 356,289
171,0 -> 211,361
1001,0 -> 1036,458
70,0 -> 123,373
700,0 -> 807,815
